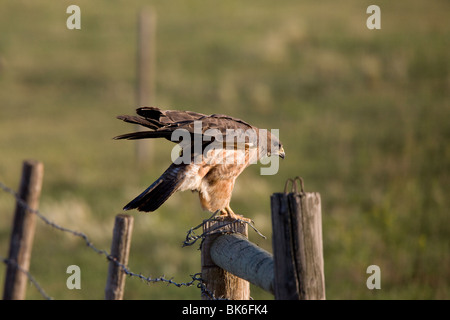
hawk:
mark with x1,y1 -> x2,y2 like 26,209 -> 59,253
115,107 -> 285,220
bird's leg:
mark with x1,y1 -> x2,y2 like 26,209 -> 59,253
218,206 -> 265,239
222,205 -> 252,223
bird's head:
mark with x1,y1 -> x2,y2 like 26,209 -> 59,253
257,130 -> 285,160
268,134 -> 285,159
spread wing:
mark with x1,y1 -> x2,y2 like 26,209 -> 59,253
114,106 -> 257,147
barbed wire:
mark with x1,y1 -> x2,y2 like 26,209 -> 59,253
0,180 -> 218,300
182,210 -> 267,248
0,255 -> 53,300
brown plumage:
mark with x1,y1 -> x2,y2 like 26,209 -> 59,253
115,107 -> 285,219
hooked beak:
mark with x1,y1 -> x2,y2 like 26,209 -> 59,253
278,146 -> 285,159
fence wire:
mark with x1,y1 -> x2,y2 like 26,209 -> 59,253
0,255 -> 53,300
0,180 -> 218,300
183,210 -> 266,248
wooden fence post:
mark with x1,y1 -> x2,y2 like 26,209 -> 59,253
3,160 -> 44,300
210,233 -> 274,294
201,216 -> 250,300
271,191 -> 326,300
105,214 -> 134,300
135,8 -> 156,167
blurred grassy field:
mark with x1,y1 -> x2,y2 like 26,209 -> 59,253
0,0 -> 449,299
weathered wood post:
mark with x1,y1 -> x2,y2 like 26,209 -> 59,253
201,216 -> 250,300
105,214 -> 134,300
135,8 -> 156,167
271,179 -> 325,300
3,160 -> 44,300
210,234 -> 274,295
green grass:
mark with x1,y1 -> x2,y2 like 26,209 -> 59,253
0,0 -> 449,299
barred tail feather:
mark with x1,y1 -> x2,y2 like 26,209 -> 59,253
123,164 -> 186,212
113,131 -> 171,140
